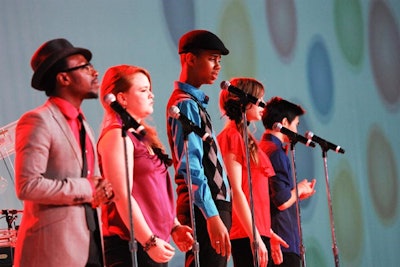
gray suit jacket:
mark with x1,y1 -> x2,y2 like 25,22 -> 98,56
14,100 -> 101,267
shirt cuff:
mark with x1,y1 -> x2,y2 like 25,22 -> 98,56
87,178 -> 96,196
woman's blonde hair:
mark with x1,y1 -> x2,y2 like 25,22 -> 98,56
219,77 -> 265,165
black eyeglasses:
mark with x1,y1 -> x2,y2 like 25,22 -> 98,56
61,62 -> 94,73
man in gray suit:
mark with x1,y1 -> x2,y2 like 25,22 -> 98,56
14,38 -> 114,267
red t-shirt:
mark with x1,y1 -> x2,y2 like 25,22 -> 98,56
217,121 -> 275,239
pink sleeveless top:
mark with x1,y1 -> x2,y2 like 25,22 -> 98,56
99,123 -> 175,241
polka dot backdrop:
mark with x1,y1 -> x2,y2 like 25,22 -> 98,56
0,1 -> 399,266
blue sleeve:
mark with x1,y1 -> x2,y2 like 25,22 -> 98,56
168,100 -> 219,218
268,149 -> 293,207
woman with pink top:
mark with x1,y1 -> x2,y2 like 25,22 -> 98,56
97,65 -> 193,267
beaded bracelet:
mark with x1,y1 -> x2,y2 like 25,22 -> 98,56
144,234 -> 158,252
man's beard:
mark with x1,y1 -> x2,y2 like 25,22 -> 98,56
85,91 -> 99,99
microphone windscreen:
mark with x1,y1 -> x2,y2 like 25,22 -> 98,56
220,81 -> 230,90
168,106 -> 180,119
273,122 -> 283,131
305,131 -> 314,139
104,93 -> 116,105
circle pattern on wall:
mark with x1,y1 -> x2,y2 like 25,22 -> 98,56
307,36 -> 334,121
266,0 -> 297,61
367,125 -> 398,225
333,160 -> 364,264
219,0 -> 256,78
334,0 -> 364,67
368,1 -> 400,108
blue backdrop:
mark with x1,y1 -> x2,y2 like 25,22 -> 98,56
0,1 -> 399,266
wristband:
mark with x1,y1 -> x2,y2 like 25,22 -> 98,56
144,234 -> 158,252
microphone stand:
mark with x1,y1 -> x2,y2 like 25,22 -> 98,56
317,146 -> 340,267
1,209 -> 18,264
2,210 -> 18,230
288,142 -> 306,267
182,127 -> 200,267
240,99 -> 259,267
121,124 -> 138,267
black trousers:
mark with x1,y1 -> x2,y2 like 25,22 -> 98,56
104,235 -> 168,267
231,236 -> 271,267
86,208 -> 104,267
270,252 -> 300,267
185,200 -> 232,267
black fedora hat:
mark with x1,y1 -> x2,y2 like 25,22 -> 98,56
31,38 -> 92,90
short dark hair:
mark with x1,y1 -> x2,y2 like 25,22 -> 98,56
41,58 -> 68,96
178,29 -> 229,55
262,96 -> 305,130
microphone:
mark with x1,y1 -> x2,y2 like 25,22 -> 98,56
273,123 -> 315,147
305,131 -> 345,154
220,81 -> 265,108
168,105 -> 213,144
104,93 -> 146,136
